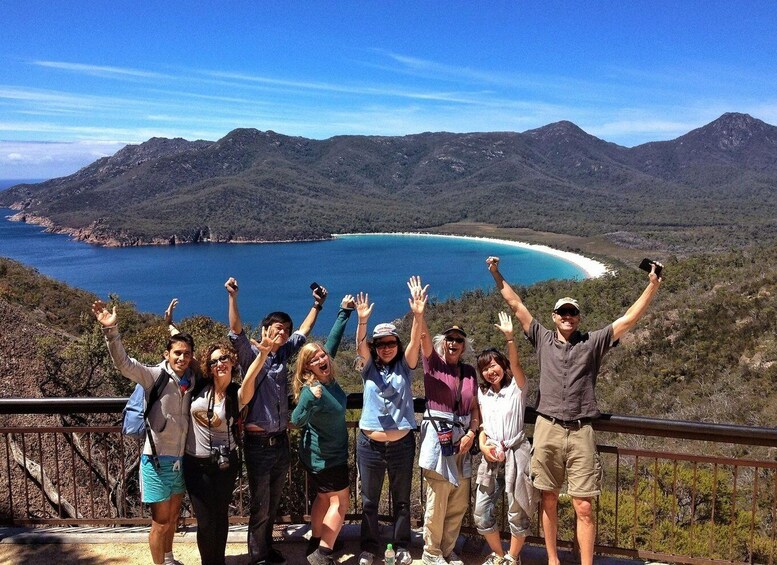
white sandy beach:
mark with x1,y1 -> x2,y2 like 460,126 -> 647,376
335,232 -> 612,279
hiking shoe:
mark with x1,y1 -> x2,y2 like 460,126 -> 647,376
446,551 -> 464,565
482,553 -> 504,565
502,555 -> 520,565
396,548 -> 413,565
307,549 -> 336,565
422,551 -> 449,565
358,551 -> 375,565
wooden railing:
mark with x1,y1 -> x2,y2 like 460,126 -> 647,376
1,396 -> 776,564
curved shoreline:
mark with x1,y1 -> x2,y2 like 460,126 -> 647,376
335,232 -> 613,279
2,210 -> 613,278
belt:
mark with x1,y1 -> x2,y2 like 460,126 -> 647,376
539,413 -> 592,429
244,431 -> 287,446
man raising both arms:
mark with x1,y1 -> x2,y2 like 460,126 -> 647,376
486,256 -> 662,565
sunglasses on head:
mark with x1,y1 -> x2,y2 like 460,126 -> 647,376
207,354 -> 231,367
555,307 -> 580,317
445,336 -> 465,343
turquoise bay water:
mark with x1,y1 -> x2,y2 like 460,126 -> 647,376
0,209 -> 585,333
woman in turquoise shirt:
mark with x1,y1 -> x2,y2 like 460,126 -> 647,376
291,295 -> 355,565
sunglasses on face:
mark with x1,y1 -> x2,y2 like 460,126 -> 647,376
555,308 -> 580,317
375,340 -> 398,350
207,355 -> 231,367
445,336 -> 465,344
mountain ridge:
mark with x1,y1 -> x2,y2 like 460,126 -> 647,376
2,112 -> 776,252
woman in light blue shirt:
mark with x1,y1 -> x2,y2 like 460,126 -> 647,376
353,277 -> 427,565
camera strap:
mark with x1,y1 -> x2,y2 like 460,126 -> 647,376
207,386 -> 231,458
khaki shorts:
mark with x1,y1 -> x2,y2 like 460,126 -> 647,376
530,415 -> 602,498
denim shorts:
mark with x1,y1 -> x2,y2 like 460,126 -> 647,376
140,455 -> 186,504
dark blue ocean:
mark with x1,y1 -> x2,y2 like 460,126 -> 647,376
0,206 -> 585,332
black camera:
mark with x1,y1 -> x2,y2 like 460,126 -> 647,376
210,445 -> 230,471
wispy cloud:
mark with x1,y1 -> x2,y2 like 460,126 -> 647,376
32,60 -> 170,81
0,140 -> 126,178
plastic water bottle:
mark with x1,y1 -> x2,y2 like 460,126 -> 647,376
384,543 -> 395,565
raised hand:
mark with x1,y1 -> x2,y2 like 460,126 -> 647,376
164,298 -> 178,326
312,284 -> 328,305
92,300 -> 117,327
494,311 -> 513,339
340,294 -> 356,309
486,256 -> 500,273
407,275 -> 429,315
355,292 -> 374,321
310,384 -> 323,399
251,325 -> 283,354
224,277 -> 239,296
649,261 -> 664,284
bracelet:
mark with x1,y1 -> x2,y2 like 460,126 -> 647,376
358,322 -> 367,325
313,303 -> 323,311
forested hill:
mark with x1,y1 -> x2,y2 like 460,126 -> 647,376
2,244 -> 776,428
2,112 -> 777,253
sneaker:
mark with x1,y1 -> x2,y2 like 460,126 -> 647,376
503,555 -> 520,565
396,548 -> 413,565
266,547 -> 287,565
358,551 -> 375,565
422,551 -> 450,565
482,553 -> 504,565
307,549 -> 336,565
446,551 -> 464,565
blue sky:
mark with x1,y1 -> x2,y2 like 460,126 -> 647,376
2,1 -> 776,179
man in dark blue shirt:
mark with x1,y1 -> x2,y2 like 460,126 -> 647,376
225,277 -> 327,565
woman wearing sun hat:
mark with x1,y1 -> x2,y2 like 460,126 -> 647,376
353,277 -> 427,565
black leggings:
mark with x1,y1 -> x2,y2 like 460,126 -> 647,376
183,452 -> 240,565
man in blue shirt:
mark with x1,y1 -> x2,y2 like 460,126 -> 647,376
225,277 -> 327,565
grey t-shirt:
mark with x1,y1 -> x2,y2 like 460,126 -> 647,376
185,387 -> 237,457
526,318 -> 615,420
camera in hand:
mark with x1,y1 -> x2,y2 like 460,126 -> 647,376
638,258 -> 663,277
210,445 -> 230,471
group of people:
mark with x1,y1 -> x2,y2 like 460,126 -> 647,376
92,255 -> 662,565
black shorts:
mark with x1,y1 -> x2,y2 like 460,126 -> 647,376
308,463 -> 349,494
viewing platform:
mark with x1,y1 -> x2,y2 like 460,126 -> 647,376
1,396 -> 776,564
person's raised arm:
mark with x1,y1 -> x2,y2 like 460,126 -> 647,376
323,294 -> 355,357
407,275 -> 431,363
495,310 -> 526,389
298,284 -> 328,337
164,298 -> 180,336
354,292 -> 374,363
487,256 -> 533,333
612,263 -> 663,342
405,276 -> 428,369
92,299 -> 155,388
225,277 -> 242,334
238,325 -> 282,408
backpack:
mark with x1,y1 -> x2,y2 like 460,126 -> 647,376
122,370 -> 171,437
